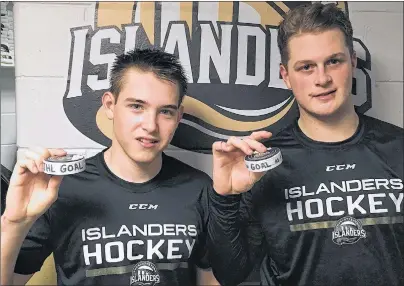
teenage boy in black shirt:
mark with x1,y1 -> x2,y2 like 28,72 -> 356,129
208,3 -> 404,286
1,49 -> 219,286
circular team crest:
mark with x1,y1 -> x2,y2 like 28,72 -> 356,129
130,261 -> 160,286
332,216 -> 367,245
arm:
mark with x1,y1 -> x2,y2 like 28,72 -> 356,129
207,132 -> 272,285
1,217 -> 34,285
196,267 -> 220,285
1,148 -> 66,285
207,187 -> 265,286
13,274 -> 34,285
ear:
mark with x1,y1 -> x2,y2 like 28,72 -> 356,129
280,63 -> 292,89
351,50 -> 357,70
102,91 -> 116,120
177,105 -> 184,125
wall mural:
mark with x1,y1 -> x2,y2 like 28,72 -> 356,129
63,1 -> 372,153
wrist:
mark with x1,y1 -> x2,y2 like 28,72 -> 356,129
212,183 -> 242,197
1,215 -> 35,234
210,186 -> 242,203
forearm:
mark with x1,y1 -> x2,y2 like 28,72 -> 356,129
196,267 -> 220,285
207,189 -> 256,286
1,216 -> 33,285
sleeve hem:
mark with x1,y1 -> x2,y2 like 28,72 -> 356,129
209,187 -> 242,205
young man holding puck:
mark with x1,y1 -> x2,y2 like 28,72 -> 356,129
208,3 -> 404,286
1,49 -> 218,286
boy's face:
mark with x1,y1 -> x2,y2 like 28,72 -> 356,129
103,69 -> 183,164
280,28 -> 357,119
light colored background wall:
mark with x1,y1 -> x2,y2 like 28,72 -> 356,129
1,1 -> 403,175
1,66 -> 17,171
1,2 -> 16,171
348,2 -> 403,126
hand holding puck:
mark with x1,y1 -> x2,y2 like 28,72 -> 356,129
244,147 -> 282,172
43,154 -> 86,175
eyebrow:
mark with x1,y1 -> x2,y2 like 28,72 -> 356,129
124,98 -> 179,110
293,53 -> 347,68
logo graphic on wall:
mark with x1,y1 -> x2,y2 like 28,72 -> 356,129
130,261 -> 160,286
63,1 -> 372,153
332,216 -> 367,245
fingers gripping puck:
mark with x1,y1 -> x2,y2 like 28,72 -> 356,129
43,154 -> 86,175
244,147 -> 282,172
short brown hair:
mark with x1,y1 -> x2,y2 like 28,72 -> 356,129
277,3 -> 354,66
110,48 -> 188,105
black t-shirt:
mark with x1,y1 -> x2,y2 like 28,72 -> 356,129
208,114 -> 404,286
15,150 -> 212,286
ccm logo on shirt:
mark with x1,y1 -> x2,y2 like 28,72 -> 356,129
326,164 -> 356,172
129,204 -> 158,210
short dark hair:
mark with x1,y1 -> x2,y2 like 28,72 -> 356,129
277,3 -> 354,66
110,48 -> 188,105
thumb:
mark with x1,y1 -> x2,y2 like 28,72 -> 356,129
47,175 -> 64,200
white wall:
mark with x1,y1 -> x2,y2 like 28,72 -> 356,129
349,2 -> 403,127
1,1 -> 17,171
1,66 -> 17,171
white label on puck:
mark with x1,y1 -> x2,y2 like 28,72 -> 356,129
43,154 -> 86,175
244,147 -> 282,172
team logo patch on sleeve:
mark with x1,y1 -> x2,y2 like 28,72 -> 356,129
130,261 -> 160,286
332,216 -> 367,245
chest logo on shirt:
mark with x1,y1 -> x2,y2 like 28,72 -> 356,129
332,216 -> 366,245
130,261 -> 160,286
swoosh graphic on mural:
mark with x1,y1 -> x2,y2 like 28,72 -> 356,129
96,95 -> 295,139
182,96 -> 295,131
180,119 -> 243,140
215,97 -> 290,117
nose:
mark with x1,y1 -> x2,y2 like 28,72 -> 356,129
141,111 -> 158,133
314,66 -> 332,87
